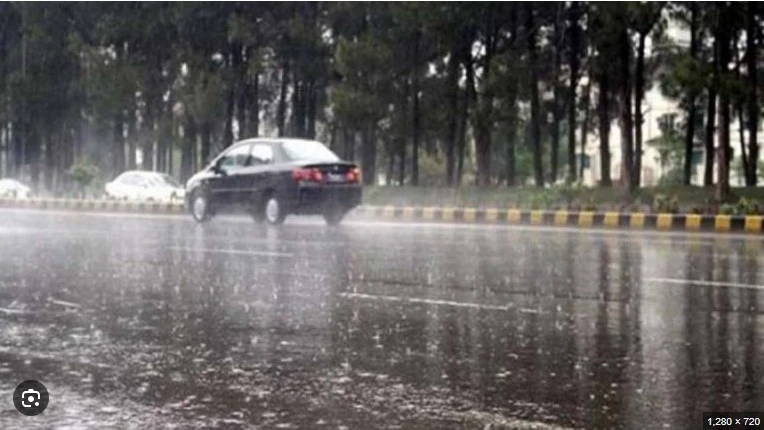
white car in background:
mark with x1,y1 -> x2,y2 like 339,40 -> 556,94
0,178 -> 32,199
105,171 -> 185,203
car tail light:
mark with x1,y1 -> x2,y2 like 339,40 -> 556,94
345,167 -> 361,183
292,168 -> 324,183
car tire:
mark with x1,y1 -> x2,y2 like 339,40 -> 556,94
323,209 -> 346,226
190,190 -> 211,223
263,192 -> 286,225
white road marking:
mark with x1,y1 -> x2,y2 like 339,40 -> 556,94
339,292 -> 511,311
646,277 -> 764,291
169,246 -> 293,258
48,298 -> 82,308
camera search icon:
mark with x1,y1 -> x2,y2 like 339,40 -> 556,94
13,380 -> 49,416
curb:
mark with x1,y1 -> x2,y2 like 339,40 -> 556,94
1,198 -> 762,234
354,206 -> 764,234
0,198 -> 185,215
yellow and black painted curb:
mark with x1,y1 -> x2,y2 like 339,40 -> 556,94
0,198 -> 185,214
353,206 -> 764,234
1,198 -> 763,234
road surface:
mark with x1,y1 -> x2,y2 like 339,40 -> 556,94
0,209 -> 762,429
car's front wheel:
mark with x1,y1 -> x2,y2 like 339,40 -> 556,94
190,190 -> 211,223
263,193 -> 286,225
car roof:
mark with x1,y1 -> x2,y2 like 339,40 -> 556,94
117,170 -> 162,177
233,137 -> 323,147
0,178 -> 25,185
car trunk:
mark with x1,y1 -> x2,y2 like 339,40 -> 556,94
301,162 -> 357,184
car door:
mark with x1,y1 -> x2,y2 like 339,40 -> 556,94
121,174 -> 142,200
229,142 -> 274,207
211,143 -> 253,206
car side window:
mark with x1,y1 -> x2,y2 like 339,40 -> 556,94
251,144 -> 273,165
219,144 -> 253,171
120,174 -> 139,186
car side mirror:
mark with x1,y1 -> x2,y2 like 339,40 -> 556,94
211,161 -> 227,176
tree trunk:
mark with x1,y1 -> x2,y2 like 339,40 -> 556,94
716,4 -> 731,200
550,2 -> 563,184
456,95 -> 468,187
746,3 -> 758,186
444,42 -> 459,187
234,44 -> 246,141
386,144 -> 395,186
307,80 -> 317,139
361,123 -> 376,185
223,81 -> 235,148
598,71 -> 612,187
398,77 -> 410,186
566,1 -> 580,183
276,62 -> 289,137
344,129 -> 354,161
127,103 -> 137,169
505,85 -> 518,187
291,78 -> 304,137
43,132 -> 54,193
580,78 -> 591,182
250,70 -> 260,137
167,120 -> 174,176
143,99 -> 156,171
619,27 -> 635,191
157,102 -> 171,172
200,121 -> 211,166
683,2 -> 698,186
113,111 -> 125,175
634,32 -> 646,188
181,111 -> 196,182
704,87 -> 717,187
739,103 -> 749,176
705,26 -> 719,187
28,127 -> 40,188
458,47 -> 476,187
411,30 -> 421,187
526,3 -> 543,187
505,8 -> 519,187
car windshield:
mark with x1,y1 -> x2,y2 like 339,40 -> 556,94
281,141 -> 339,162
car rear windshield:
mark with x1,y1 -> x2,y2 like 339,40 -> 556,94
159,174 -> 181,187
281,141 -> 339,162
146,174 -> 181,187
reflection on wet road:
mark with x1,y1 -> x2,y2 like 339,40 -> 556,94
0,210 -> 763,429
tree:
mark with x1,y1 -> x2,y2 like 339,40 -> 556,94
566,1 -> 583,183
715,2 -> 732,200
632,2 -> 665,188
745,2 -> 759,186
525,3 -> 543,187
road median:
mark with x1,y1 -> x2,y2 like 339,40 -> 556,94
2,197 -> 763,234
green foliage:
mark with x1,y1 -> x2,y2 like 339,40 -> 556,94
734,197 -> 761,215
652,194 -> 680,213
418,150 -> 445,187
68,158 -> 100,189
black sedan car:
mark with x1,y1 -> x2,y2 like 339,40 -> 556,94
185,138 -> 362,225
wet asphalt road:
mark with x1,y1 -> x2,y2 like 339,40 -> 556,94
0,210 -> 763,429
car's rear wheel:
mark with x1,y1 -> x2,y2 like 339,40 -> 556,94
264,193 -> 286,225
191,190 -> 211,223
323,208 -> 346,226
